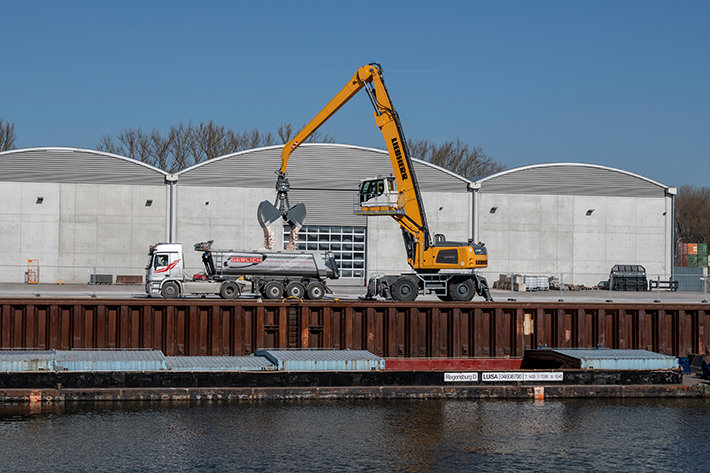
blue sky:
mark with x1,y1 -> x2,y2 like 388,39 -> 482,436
2,1 -> 708,187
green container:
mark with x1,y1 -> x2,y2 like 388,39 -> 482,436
700,255 -> 709,267
698,243 -> 708,255
688,254 -> 699,267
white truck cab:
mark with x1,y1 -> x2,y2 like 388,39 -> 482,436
146,243 -> 185,296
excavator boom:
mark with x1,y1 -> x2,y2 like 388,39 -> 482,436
258,63 -> 488,282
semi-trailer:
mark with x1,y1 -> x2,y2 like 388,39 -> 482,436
145,240 -> 339,299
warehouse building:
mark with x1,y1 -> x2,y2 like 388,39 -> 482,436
0,146 -> 675,287
471,163 -> 676,286
0,147 -> 169,284
173,143 -> 472,278
0,145 -> 471,284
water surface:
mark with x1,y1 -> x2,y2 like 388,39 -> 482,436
1,398 -> 708,472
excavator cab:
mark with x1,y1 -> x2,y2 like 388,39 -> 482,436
356,176 -> 403,215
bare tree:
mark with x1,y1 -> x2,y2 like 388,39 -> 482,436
98,123 -> 498,180
406,138 -> 505,180
98,122 -> 328,172
675,185 -> 710,245
0,118 -> 17,151
276,122 -> 335,144
98,127 -> 167,168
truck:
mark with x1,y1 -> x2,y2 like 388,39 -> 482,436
145,241 -> 339,299
257,63 -> 492,302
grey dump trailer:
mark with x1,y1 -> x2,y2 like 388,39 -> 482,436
146,241 -> 339,300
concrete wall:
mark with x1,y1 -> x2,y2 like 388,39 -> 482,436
366,190 -> 473,277
0,182 -> 168,283
476,192 -> 672,285
174,186 -> 281,275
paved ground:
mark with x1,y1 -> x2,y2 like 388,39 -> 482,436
1,282 -> 708,303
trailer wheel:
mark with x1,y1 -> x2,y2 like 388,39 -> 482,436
219,281 -> 240,299
286,282 -> 306,299
391,277 -> 418,302
449,278 -> 475,302
263,281 -> 285,299
306,282 -> 326,300
161,281 -> 180,299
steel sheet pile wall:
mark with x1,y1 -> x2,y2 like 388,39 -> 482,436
0,300 -> 708,358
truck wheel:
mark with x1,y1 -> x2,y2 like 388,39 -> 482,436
219,281 -> 240,299
449,278 -> 475,302
161,281 -> 180,299
286,282 -> 306,298
391,277 -> 418,302
263,281 -> 285,299
306,282 -> 326,300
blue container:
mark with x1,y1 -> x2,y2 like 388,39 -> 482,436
0,350 -> 55,371
254,349 -> 385,371
166,356 -> 275,371
550,348 -> 679,370
54,350 -> 166,371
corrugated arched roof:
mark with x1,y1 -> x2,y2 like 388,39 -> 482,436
176,143 -> 470,192
0,147 -> 168,185
472,163 -> 670,197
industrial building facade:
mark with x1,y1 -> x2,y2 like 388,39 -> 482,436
0,145 -> 675,286
471,164 -> 676,286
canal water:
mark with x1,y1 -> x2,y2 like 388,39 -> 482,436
1,399 -> 708,472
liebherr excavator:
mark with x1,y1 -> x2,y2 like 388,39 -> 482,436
257,63 -> 492,302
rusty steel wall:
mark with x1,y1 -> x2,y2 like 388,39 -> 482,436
0,299 -> 708,358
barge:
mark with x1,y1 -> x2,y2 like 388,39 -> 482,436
0,349 -> 707,403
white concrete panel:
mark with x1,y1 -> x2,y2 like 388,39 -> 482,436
421,191 -> 472,243
0,221 -> 21,253
175,185 -> 280,275
366,216 -> 410,276
477,191 -> 671,287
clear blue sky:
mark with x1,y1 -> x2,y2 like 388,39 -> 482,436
2,1 -> 708,187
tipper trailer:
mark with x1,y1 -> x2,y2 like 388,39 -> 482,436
146,241 -> 339,300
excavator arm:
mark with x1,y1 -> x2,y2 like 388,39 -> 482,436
259,64 -> 430,256
258,63 -> 488,275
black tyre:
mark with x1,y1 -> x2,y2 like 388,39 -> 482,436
161,281 -> 180,299
285,281 -> 306,298
263,281 -> 285,299
391,277 -> 418,302
449,278 -> 476,302
219,281 -> 240,299
306,281 -> 326,300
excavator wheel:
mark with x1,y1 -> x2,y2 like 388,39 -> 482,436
263,281 -> 285,299
286,281 -> 306,299
306,282 -> 326,300
161,281 -> 180,299
391,277 -> 418,302
219,281 -> 240,299
449,278 -> 476,302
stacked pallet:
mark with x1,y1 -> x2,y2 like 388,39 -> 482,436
497,274 -> 550,292
524,275 -> 550,291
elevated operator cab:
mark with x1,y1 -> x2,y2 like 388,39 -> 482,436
356,176 -> 403,215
